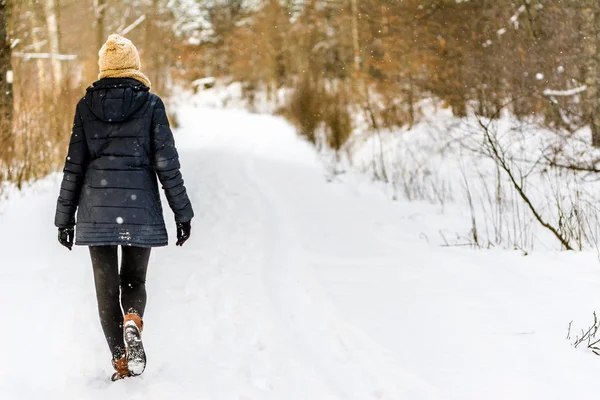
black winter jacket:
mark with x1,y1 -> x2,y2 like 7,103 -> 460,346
54,78 -> 194,247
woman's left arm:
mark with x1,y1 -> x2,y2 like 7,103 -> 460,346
54,102 -> 90,229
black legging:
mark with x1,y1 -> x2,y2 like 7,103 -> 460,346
89,245 -> 151,359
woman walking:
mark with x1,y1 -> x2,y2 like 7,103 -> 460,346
54,34 -> 194,381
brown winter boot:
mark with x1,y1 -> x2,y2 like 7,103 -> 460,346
123,313 -> 146,376
124,313 -> 143,332
111,356 -> 131,381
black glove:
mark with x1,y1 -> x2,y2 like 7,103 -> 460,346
58,227 -> 74,250
176,221 -> 191,246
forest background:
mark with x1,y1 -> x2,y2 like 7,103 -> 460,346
2,0 -> 600,251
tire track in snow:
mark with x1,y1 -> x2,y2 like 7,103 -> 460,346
241,154 -> 447,400
147,148 -> 339,399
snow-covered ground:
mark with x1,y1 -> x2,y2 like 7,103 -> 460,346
347,103 -> 600,252
3,96 -> 600,399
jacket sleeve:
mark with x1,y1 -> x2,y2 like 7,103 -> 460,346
151,96 -> 194,223
54,103 -> 90,228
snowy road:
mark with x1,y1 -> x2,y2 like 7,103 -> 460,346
3,102 -> 600,399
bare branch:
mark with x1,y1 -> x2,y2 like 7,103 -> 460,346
543,86 -> 587,97
571,312 -> 600,354
543,156 -> 600,174
478,118 -> 574,250
120,14 -> 146,36
12,52 -> 77,61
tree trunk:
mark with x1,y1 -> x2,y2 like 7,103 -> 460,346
593,1 -> 600,146
380,4 -> 388,59
584,1 -> 600,146
44,0 -> 62,88
407,73 -> 415,127
31,3 -> 48,92
0,0 -> 12,121
350,0 -> 360,76
145,0 -> 159,91
96,0 -> 105,51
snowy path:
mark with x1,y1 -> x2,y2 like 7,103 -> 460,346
3,102 -> 600,399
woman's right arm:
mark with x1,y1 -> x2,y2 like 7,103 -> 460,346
54,102 -> 90,229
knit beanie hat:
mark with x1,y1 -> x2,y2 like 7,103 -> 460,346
98,34 -> 151,89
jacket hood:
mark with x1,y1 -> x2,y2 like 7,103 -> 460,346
85,78 -> 150,122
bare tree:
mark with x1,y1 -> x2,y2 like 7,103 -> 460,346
95,0 -> 106,51
29,1 -> 49,91
0,0 -> 11,120
584,1 -> 600,147
44,0 -> 62,87
145,0 -> 159,90
350,0 -> 360,76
